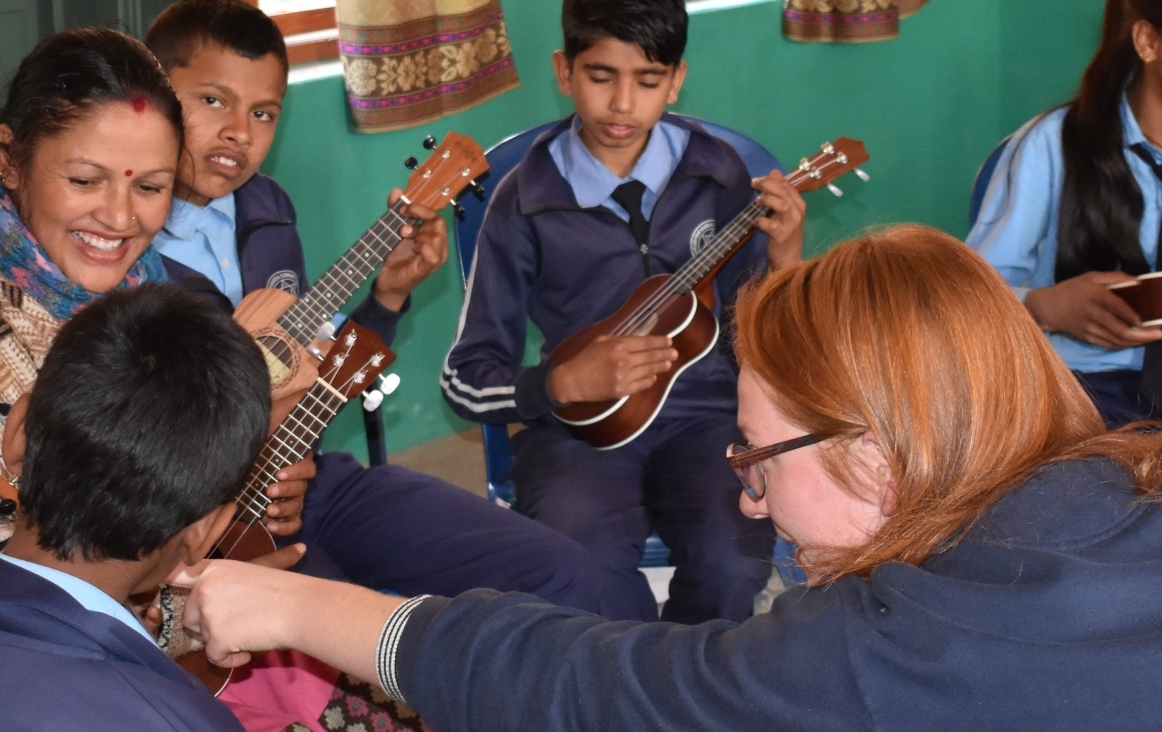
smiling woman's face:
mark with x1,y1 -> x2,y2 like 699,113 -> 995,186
2,101 -> 179,293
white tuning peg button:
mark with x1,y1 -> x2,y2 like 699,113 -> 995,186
380,373 -> 401,396
362,390 -> 384,411
315,322 -> 336,341
854,168 -> 870,182
827,183 -> 844,197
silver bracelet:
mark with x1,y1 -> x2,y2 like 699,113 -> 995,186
375,595 -> 431,704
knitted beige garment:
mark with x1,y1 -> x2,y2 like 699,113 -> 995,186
0,274 -> 60,543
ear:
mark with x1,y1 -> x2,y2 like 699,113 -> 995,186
0,124 -> 20,191
857,429 -> 898,516
667,60 -> 688,106
551,50 -> 574,97
179,503 -> 237,565
2,393 -> 30,480
1133,19 -> 1161,64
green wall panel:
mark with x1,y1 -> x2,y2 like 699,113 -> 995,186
262,0 -> 1104,460
998,1 -> 1103,136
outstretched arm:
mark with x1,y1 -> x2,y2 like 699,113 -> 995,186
173,559 -> 405,678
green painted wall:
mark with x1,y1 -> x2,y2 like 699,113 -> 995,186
265,0 -> 1105,460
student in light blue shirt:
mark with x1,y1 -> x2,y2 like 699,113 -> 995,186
548,113 -> 690,221
153,194 -> 244,306
967,0 -> 1162,427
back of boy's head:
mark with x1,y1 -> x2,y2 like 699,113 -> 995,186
562,0 -> 687,66
146,0 -> 288,75
19,283 -> 271,562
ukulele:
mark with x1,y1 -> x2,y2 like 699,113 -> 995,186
549,138 -> 870,449
234,132 -> 488,400
170,319 -> 395,695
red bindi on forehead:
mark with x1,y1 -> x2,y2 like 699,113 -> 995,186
125,170 -> 133,177
131,94 -> 148,113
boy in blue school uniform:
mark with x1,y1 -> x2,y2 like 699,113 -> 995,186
441,0 -> 807,622
143,0 -> 600,610
0,285 -> 266,731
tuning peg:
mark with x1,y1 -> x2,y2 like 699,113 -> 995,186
315,321 -> 336,342
362,389 -> 384,411
380,373 -> 401,395
854,167 -> 870,182
454,202 -> 466,220
826,183 -> 844,197
423,135 -> 438,150
404,156 -> 419,170
468,180 -> 486,201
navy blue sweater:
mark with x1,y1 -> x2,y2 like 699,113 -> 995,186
396,458 -> 1162,731
0,561 -> 244,731
441,114 -> 768,423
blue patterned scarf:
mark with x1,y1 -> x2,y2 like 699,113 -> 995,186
0,186 -> 166,320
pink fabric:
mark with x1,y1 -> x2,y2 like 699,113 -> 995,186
217,650 -> 340,732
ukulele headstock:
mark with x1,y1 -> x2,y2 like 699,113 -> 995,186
788,137 -> 870,195
319,320 -> 397,399
403,131 -> 489,212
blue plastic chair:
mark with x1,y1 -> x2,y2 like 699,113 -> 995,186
452,116 -> 782,570
969,135 -> 1012,229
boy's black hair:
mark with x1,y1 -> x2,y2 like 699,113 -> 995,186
18,284 -> 271,562
562,0 -> 688,66
145,0 -> 289,75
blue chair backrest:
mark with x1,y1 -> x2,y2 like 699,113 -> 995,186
969,135 -> 1012,229
452,117 -> 782,505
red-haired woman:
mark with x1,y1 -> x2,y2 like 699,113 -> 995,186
969,0 -> 1162,428
178,224 -> 1162,731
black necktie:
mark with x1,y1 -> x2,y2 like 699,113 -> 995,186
1128,143 -> 1162,413
611,180 -> 651,277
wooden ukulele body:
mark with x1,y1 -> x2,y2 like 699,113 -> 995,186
175,518 -> 277,696
232,288 -> 327,401
549,274 -> 719,450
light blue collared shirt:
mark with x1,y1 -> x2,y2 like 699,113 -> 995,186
548,116 -> 691,222
0,553 -> 154,642
153,194 -> 245,306
967,95 -> 1162,373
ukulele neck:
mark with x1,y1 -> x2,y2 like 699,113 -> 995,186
233,378 -> 347,524
669,200 -> 771,296
276,200 -> 409,345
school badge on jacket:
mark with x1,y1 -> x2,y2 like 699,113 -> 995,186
690,219 -> 715,257
266,269 -> 300,296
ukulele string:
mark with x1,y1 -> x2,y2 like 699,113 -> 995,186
609,164 -> 817,335
210,383 -> 347,558
613,152 -> 849,333
281,201 -> 408,343
282,144 -> 469,341
607,158 -> 835,337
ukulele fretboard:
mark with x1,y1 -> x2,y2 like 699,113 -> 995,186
278,201 -> 411,345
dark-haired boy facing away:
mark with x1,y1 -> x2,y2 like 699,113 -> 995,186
0,284 -> 267,731
442,0 -> 807,622
144,0 -> 600,608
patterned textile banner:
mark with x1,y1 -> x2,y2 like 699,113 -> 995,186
783,0 -> 929,43
337,0 -> 520,133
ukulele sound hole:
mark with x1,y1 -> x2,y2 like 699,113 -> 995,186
256,334 -> 296,385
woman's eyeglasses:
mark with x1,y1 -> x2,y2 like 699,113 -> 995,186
726,434 -> 824,501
